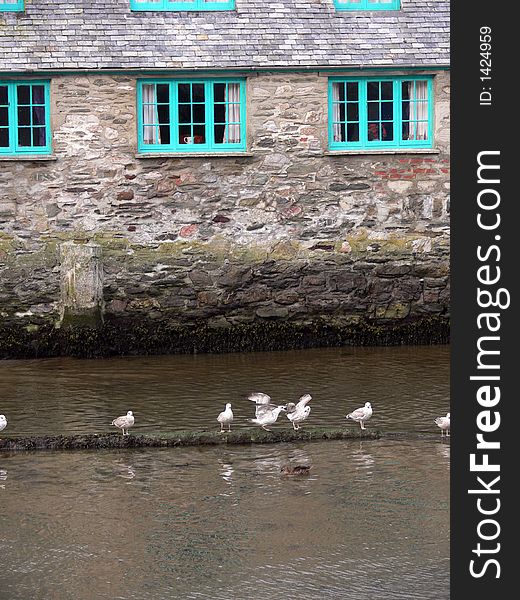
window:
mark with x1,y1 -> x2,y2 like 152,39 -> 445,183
328,77 -> 433,150
333,0 -> 400,10
0,81 -> 51,156
137,79 -> 246,153
0,0 -> 24,12
130,0 -> 235,11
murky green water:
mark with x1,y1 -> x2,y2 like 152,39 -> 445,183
0,346 -> 450,599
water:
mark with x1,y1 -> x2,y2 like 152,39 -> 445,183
0,346 -> 450,599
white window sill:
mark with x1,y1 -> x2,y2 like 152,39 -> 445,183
0,155 -> 57,162
136,152 -> 254,159
324,149 -> 440,156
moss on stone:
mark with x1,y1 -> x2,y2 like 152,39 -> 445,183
0,315 -> 449,360
0,427 -> 382,452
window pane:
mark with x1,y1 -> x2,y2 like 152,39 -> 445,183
347,122 -> 359,142
346,103 -> 358,121
178,84 -> 191,103
381,82 -> 393,100
367,102 -> 379,121
17,106 -> 31,126
32,85 -> 45,105
0,106 -> 8,127
367,82 -> 379,101
382,122 -> 393,141
346,82 -> 358,101
32,127 -> 46,147
17,85 -> 30,105
18,127 -> 32,147
32,106 -> 46,126
0,86 -> 8,105
0,128 -> 8,147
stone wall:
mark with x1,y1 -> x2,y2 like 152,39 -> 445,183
0,71 -> 450,357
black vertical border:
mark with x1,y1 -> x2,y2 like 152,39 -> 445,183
452,1 -> 514,597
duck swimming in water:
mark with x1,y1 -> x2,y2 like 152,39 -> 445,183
346,402 -> 373,430
280,464 -> 312,476
286,394 -> 312,431
250,405 -> 286,431
217,403 -> 233,433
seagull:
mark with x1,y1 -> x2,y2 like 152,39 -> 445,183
346,402 -> 373,430
286,394 -> 312,430
248,392 -> 273,418
111,411 -> 135,436
250,405 -> 286,431
217,403 -> 234,433
434,412 -> 450,437
0,415 -> 7,437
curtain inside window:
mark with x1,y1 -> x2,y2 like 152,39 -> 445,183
142,84 -> 160,144
415,81 -> 428,140
403,80 -> 429,141
225,83 -> 241,144
332,83 -> 342,142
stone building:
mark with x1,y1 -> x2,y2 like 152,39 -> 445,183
0,1 -> 450,357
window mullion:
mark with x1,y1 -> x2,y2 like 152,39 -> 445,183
206,81 -> 214,150
13,83 -> 20,152
360,81 -> 368,149
395,79 -> 402,147
8,83 -> 15,153
172,81 -> 178,151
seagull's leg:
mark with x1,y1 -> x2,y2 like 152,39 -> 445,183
293,422 -> 297,431
262,425 -> 271,431
228,423 -> 231,432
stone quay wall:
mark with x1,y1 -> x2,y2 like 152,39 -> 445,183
0,71 -> 450,357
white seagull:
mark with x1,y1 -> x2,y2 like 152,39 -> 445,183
346,402 -> 373,430
111,411 -> 135,436
0,415 -> 7,437
434,412 -> 450,437
217,403 -> 234,433
248,392 -> 273,419
250,405 -> 287,431
286,394 -> 312,431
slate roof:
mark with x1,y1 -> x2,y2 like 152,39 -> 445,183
0,1 -> 449,72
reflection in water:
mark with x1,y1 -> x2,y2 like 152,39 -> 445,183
0,346 -> 450,599
1,440 -> 449,599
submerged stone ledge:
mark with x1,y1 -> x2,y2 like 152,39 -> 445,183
0,427 -> 381,452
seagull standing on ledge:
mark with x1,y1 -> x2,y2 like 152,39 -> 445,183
434,412 -> 450,437
346,402 -> 373,430
286,394 -> 312,430
0,415 -> 7,438
250,405 -> 287,431
248,392 -> 273,419
217,403 -> 234,433
112,411 -> 135,436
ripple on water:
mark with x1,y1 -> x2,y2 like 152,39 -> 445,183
0,346 -> 449,599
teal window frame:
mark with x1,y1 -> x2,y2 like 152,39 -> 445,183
130,0 -> 235,11
328,76 -> 434,151
333,0 -> 400,10
137,78 -> 247,153
0,0 -> 24,12
0,81 -> 52,157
